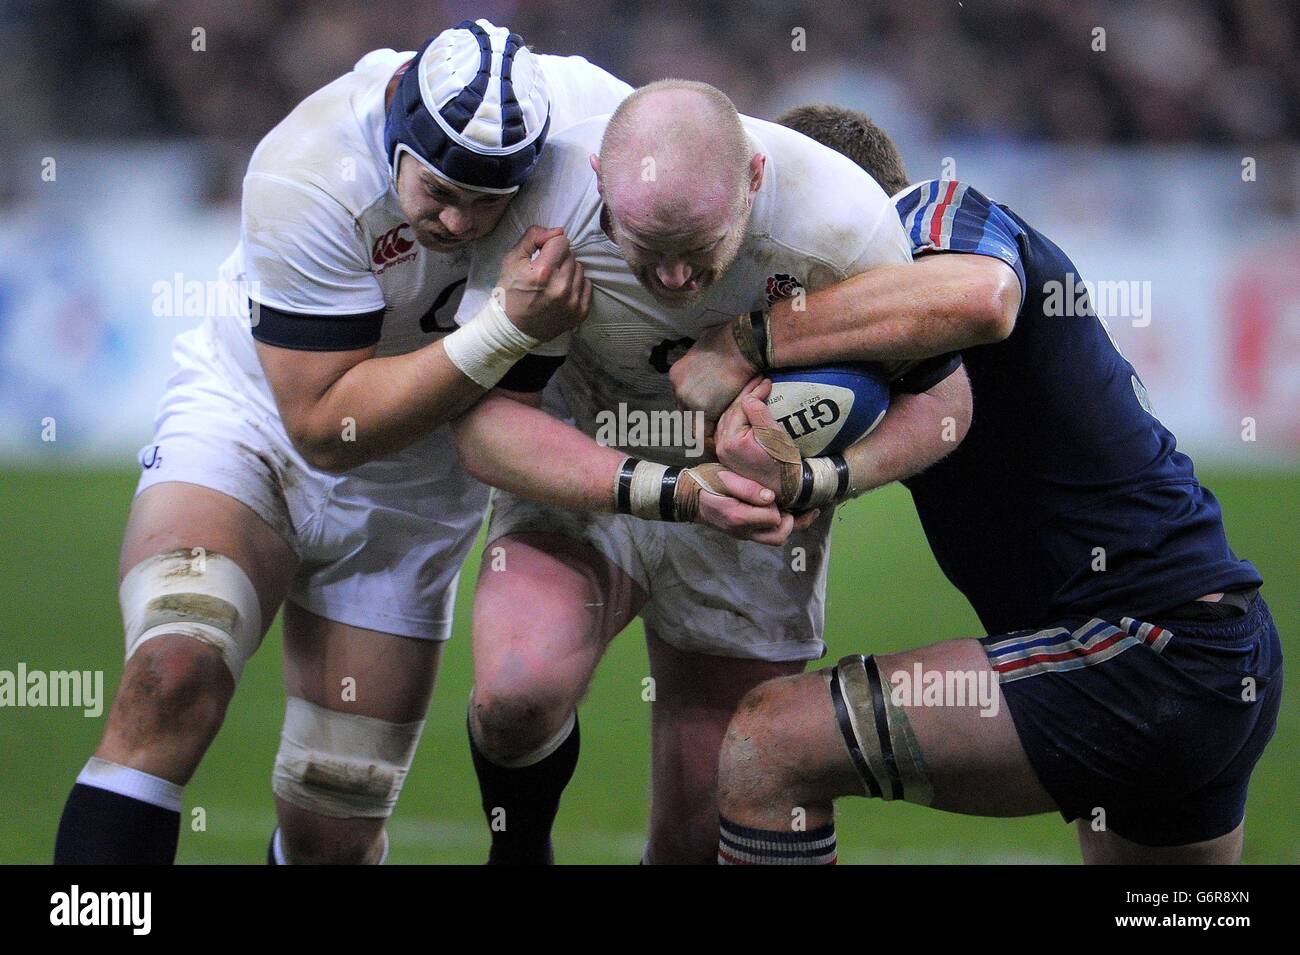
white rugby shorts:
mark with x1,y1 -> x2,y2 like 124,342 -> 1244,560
487,492 -> 833,662
135,320 -> 489,640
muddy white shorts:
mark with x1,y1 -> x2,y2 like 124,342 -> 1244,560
134,321 -> 489,640
486,491 -> 834,662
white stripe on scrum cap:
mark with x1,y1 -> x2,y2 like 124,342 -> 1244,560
418,19 -> 549,157
461,38 -> 507,147
903,180 -> 935,243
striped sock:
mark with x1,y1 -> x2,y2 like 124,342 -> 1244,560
718,817 -> 837,865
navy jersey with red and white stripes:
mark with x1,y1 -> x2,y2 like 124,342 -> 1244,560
895,180 -> 1260,632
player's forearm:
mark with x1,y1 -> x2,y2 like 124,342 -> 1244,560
297,343 -> 486,471
451,393 -> 623,512
769,255 -> 1019,365
269,285 -> 560,471
838,365 -> 972,497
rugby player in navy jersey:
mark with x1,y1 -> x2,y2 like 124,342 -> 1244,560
671,105 -> 1282,864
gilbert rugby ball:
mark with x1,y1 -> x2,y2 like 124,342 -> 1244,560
766,364 -> 891,456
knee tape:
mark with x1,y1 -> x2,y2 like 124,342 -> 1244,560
828,654 -> 933,806
272,697 -> 426,819
120,549 -> 263,683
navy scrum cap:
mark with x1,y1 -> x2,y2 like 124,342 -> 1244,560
385,19 -> 552,194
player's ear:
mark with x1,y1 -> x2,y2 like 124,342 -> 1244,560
589,154 -> 602,195
747,153 -> 765,202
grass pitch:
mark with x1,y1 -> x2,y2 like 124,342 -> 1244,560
1,467 -> 1294,863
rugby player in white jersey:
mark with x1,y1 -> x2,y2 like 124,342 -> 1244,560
448,80 -> 973,863
52,21 -> 785,866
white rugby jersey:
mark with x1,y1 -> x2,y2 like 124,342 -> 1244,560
456,114 -> 914,466
204,47 -> 631,411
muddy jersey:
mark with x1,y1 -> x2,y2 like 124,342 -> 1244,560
457,114 -> 913,466
205,47 -> 631,413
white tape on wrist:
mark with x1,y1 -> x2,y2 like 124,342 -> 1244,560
796,455 -> 849,510
805,457 -> 841,507
628,461 -> 671,520
442,293 -> 542,390
614,456 -> 686,521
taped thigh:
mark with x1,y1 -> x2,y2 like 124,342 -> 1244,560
120,549 -> 263,683
828,654 -> 934,806
272,696 -> 425,819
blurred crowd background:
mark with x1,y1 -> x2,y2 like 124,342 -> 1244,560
1,0 -> 1298,460
5,0 -> 1298,199
9,0 -> 1300,140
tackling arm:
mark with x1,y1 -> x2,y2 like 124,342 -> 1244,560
833,362 -> 972,497
767,253 -> 1020,364
671,253 -> 1017,422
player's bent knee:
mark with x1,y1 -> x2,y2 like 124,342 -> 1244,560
717,676 -> 813,811
830,654 -> 934,806
272,697 -> 425,819
276,806 -> 387,865
470,683 -> 576,765
120,549 -> 263,684
1077,820 -> 1244,865
117,636 -> 233,731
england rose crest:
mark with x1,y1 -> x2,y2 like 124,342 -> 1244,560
765,273 -> 804,305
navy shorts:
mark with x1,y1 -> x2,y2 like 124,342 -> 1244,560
981,593 -> 1282,846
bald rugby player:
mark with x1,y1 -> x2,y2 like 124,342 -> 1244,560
447,81 -> 973,863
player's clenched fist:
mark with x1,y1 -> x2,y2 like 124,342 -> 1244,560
715,378 -> 804,507
494,225 -> 592,341
669,318 -> 758,422
680,464 -> 818,545
614,455 -> 816,545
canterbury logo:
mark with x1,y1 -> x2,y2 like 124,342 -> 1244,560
372,225 -> 415,267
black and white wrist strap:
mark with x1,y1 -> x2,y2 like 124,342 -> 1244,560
794,454 -> 850,510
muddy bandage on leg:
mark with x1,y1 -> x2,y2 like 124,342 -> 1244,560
120,550 -> 262,683
273,697 -> 425,819
828,654 -> 933,806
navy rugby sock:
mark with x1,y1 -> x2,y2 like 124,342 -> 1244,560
468,712 -> 580,865
54,759 -> 182,864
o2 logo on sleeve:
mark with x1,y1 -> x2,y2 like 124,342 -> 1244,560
139,445 -> 162,470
